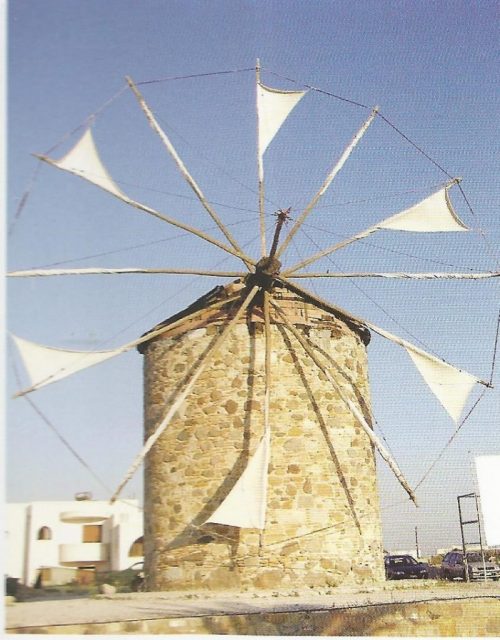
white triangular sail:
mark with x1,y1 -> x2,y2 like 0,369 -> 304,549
360,320 -> 481,423
283,185 -> 466,274
52,129 -> 126,198
205,428 -> 270,529
377,187 -> 467,232
11,334 -> 122,392
403,345 -> 478,423
257,82 -> 306,157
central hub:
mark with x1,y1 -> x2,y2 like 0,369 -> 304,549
255,255 -> 282,277
248,255 -> 282,290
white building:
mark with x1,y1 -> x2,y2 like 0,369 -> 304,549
6,496 -> 143,586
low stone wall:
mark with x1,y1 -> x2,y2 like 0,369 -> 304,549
7,597 -> 499,636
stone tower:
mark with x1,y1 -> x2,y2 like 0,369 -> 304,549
139,279 -> 384,592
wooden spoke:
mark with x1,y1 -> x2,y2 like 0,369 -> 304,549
8,268 -> 248,278
270,297 -> 418,505
287,271 -> 500,280
110,285 -> 260,503
278,276 -> 490,387
36,154 -> 255,267
283,224 -> 380,276
256,59 -> 266,257
126,76 -> 253,270
276,107 -> 378,260
259,290 -> 272,546
283,179 -> 466,276
14,293 -> 243,397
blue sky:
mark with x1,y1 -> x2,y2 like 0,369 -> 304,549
7,0 -> 499,554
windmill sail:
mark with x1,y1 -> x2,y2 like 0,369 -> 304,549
257,83 -> 306,158
11,334 -> 122,392
284,184 -> 467,275
278,278 -> 485,424
403,345 -> 479,423
50,129 -> 126,198
364,323 -> 482,423
377,187 -> 467,232
205,428 -> 270,529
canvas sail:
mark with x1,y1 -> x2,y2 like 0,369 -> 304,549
403,345 -> 479,423
52,129 -> 126,198
205,428 -> 270,529
377,187 -> 467,232
358,320 -> 481,423
11,334 -> 121,392
257,82 -> 306,157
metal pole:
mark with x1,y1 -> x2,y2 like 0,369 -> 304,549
457,495 -> 470,583
415,526 -> 420,559
475,493 -> 487,583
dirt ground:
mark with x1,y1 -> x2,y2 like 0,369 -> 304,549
5,580 -> 499,631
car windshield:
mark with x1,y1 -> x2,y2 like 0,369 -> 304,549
388,556 -> 417,565
466,553 -> 483,563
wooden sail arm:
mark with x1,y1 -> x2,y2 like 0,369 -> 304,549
126,76 -> 253,270
286,271 -> 500,280
35,153 -> 255,267
282,225 -> 379,276
270,297 -> 418,505
8,268 -> 248,278
256,58 -> 266,257
278,276 -> 491,388
110,285 -> 260,503
283,179 -> 464,276
13,293 -> 243,397
275,106 -> 379,260
261,291 -> 272,535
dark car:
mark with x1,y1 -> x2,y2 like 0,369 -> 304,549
441,551 -> 500,581
384,555 -> 430,580
95,561 -> 145,592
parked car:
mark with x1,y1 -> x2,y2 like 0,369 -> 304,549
129,561 -> 145,591
384,555 -> 430,580
95,561 -> 145,592
441,551 -> 500,581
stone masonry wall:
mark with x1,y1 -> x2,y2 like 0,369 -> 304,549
141,291 -> 384,592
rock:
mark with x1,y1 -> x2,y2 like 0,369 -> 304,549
99,583 -> 117,595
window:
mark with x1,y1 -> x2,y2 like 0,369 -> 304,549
82,524 -> 102,543
128,536 -> 144,557
37,526 -> 52,540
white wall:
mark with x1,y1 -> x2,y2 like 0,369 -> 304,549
6,500 -> 144,585
5,503 -> 29,580
476,456 -> 500,546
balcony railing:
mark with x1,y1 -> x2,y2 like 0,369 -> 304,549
60,511 -> 109,524
59,543 -> 109,565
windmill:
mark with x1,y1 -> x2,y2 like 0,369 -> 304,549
9,62 -> 499,591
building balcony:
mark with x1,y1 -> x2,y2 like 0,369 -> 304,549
60,510 -> 109,524
59,543 -> 110,565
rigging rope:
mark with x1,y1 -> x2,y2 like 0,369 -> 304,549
297,225 -> 440,356
23,217 -> 254,270
457,184 -> 500,268
153,111 -> 281,210
489,309 -> 500,386
8,84 -> 128,236
414,389 -> 488,491
135,67 -> 255,86
158,494 -> 413,562
264,68 -> 369,110
8,350 -> 114,497
300,220 -> 488,272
